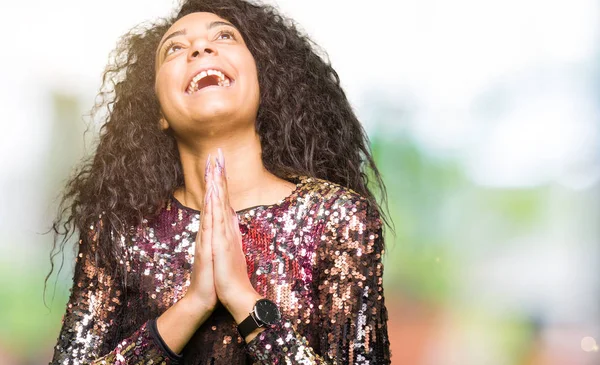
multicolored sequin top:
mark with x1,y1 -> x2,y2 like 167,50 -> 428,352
50,176 -> 391,364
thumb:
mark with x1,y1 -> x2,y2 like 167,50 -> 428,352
232,209 -> 243,239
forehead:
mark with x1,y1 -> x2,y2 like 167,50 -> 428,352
160,12 -> 228,42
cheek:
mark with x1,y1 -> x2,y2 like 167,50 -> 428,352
155,69 -> 180,110
242,55 -> 260,94
246,55 -> 259,82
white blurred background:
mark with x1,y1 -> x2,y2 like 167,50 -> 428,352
0,0 -> 598,364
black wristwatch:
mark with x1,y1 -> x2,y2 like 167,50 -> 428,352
237,298 -> 282,339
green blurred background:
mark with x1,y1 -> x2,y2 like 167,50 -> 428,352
0,0 -> 598,364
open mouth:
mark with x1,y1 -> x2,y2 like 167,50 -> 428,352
185,69 -> 233,94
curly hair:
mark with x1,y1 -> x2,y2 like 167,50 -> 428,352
45,0 -> 388,302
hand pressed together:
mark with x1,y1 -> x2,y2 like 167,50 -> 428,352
184,148 -> 263,327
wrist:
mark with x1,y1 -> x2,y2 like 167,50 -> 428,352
235,297 -> 282,342
180,295 -> 215,325
244,326 -> 266,343
225,291 -> 263,324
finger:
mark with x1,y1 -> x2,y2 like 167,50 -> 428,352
204,185 -> 217,261
214,148 -> 225,185
204,153 -> 211,182
232,209 -> 243,247
214,149 -> 233,234
199,173 -> 213,251
199,153 -> 214,253
229,206 -> 243,244
201,153 -> 212,219
216,148 -> 233,208
230,208 -> 238,233
217,147 -> 227,177
211,180 -> 227,241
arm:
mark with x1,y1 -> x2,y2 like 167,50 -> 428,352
49,223 -> 199,364
245,195 -> 391,364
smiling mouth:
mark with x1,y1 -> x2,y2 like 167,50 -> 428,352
185,69 -> 233,94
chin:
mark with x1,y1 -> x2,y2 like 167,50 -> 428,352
191,100 -> 237,121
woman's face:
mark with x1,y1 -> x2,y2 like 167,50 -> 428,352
155,12 -> 260,136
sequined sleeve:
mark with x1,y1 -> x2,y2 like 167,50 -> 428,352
246,195 -> 391,364
49,224 -> 182,365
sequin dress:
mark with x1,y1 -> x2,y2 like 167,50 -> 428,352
50,176 -> 391,364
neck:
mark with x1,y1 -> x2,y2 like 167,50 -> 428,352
174,128 -> 277,212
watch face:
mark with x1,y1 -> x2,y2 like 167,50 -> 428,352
254,299 -> 281,325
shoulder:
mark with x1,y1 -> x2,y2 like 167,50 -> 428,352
296,176 -> 381,226
299,177 -> 384,260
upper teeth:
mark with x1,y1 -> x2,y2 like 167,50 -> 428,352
187,69 -> 231,93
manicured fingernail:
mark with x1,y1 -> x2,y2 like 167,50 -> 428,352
204,153 -> 212,181
215,160 -> 223,176
215,151 -> 223,176
205,184 -> 212,202
215,148 -> 225,176
211,180 -> 219,198
218,148 -> 225,165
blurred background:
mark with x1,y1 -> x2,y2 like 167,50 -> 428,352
0,0 -> 598,364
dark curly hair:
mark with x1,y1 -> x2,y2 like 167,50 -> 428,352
45,0 -> 388,303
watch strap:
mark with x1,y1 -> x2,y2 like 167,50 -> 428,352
238,312 -> 261,339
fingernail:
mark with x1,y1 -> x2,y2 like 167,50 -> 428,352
218,148 -> 225,165
215,148 -> 225,176
204,153 -> 212,181
215,160 -> 223,176
211,180 -> 219,198
205,184 -> 213,202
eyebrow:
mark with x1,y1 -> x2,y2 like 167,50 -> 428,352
157,20 -> 238,55
157,29 -> 187,53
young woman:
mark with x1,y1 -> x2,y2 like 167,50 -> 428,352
48,0 -> 391,363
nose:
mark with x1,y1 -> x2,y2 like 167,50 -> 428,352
188,41 -> 217,61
